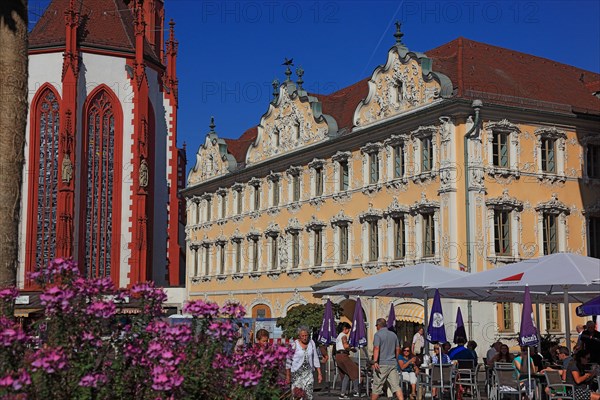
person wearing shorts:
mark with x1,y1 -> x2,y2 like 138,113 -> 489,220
371,318 -> 404,400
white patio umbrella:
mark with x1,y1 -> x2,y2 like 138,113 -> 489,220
315,263 -> 469,352
436,253 -> 600,350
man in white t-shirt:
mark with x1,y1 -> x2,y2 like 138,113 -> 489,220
411,327 -> 424,356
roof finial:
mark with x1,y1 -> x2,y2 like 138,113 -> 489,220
272,78 -> 280,100
282,57 -> 294,82
296,66 -> 304,90
169,19 -> 176,42
209,116 -> 216,133
394,21 -> 404,45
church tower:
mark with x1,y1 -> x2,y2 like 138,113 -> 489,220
20,0 -> 185,288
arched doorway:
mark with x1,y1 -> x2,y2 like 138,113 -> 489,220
393,302 -> 424,348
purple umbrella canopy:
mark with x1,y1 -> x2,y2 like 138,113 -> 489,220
349,297 -> 367,348
518,286 -> 539,347
576,295 -> 600,317
318,299 -> 337,345
387,303 -> 396,331
426,289 -> 447,344
453,306 -> 467,343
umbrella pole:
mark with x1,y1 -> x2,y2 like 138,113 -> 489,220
534,299 -> 542,345
424,292 -> 429,354
563,289 -> 571,352
439,346 -> 443,392
527,346 -> 532,399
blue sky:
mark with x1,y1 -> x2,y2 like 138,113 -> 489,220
29,1 -> 600,168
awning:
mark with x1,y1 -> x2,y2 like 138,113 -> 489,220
14,308 -> 43,318
396,303 -> 424,324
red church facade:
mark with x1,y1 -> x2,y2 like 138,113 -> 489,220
19,0 -> 185,289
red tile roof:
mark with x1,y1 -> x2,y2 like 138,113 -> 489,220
224,127 -> 257,164
312,77 -> 371,131
426,37 -> 600,114
29,0 -> 160,64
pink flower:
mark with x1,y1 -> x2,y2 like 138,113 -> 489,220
79,373 -> 107,388
85,299 -> 116,319
0,287 -> 19,302
233,364 -> 262,387
150,365 -> 183,391
220,302 -> 246,319
0,326 -> 28,347
30,347 -> 68,374
40,286 -> 75,315
0,370 -> 28,390
182,300 -> 220,318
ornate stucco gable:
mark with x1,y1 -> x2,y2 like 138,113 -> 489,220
245,79 -> 338,165
187,118 -> 238,185
353,24 -> 453,128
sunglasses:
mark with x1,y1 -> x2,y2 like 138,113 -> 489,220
403,349 -> 410,352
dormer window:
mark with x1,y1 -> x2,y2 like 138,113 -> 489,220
294,121 -> 301,141
273,128 -> 280,147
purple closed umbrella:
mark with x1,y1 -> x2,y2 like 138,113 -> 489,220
519,286 -> 539,398
318,299 -> 336,345
576,295 -> 600,317
387,303 -> 396,331
427,290 -> 447,390
453,306 -> 467,343
349,297 -> 367,380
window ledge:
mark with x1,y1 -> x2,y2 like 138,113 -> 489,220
231,273 -> 244,282
537,173 -> 566,184
266,269 -> 282,280
334,265 -> 352,276
308,266 -> 326,278
215,274 -> 227,283
386,178 -> 408,189
362,183 -> 382,195
411,171 -> 437,183
361,262 -> 383,275
286,269 -> 302,279
486,167 -> 520,178
308,197 -> 326,207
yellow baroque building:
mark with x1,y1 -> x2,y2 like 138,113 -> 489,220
182,29 -> 600,348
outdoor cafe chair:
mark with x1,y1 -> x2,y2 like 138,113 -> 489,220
419,363 -> 455,400
455,363 -> 482,400
543,370 -> 574,400
493,367 -> 526,400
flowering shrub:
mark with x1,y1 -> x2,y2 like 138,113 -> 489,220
0,258 -> 289,399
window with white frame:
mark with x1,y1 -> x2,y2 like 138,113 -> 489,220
286,166 -> 302,203
545,304 -> 560,332
216,240 -> 226,275
306,218 -> 326,267
360,142 -> 382,187
392,216 -> 406,260
410,196 -> 440,260
272,128 -> 280,147
331,212 -> 353,266
385,200 -> 409,262
231,238 -> 243,273
534,127 -> 566,178
332,151 -> 351,192
191,197 -> 201,224
204,195 -> 212,222
202,242 -> 212,275
411,126 -> 438,176
249,179 -> 261,211
190,244 -> 199,276
535,194 -> 569,255
486,190 -> 523,260
247,233 -> 260,272
232,183 -> 244,215
267,173 -> 281,208
359,208 -> 382,263
265,224 -> 281,270
308,159 -> 326,198
217,189 -> 227,219
284,223 -> 302,270
485,120 -> 521,174
585,140 -> 600,179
